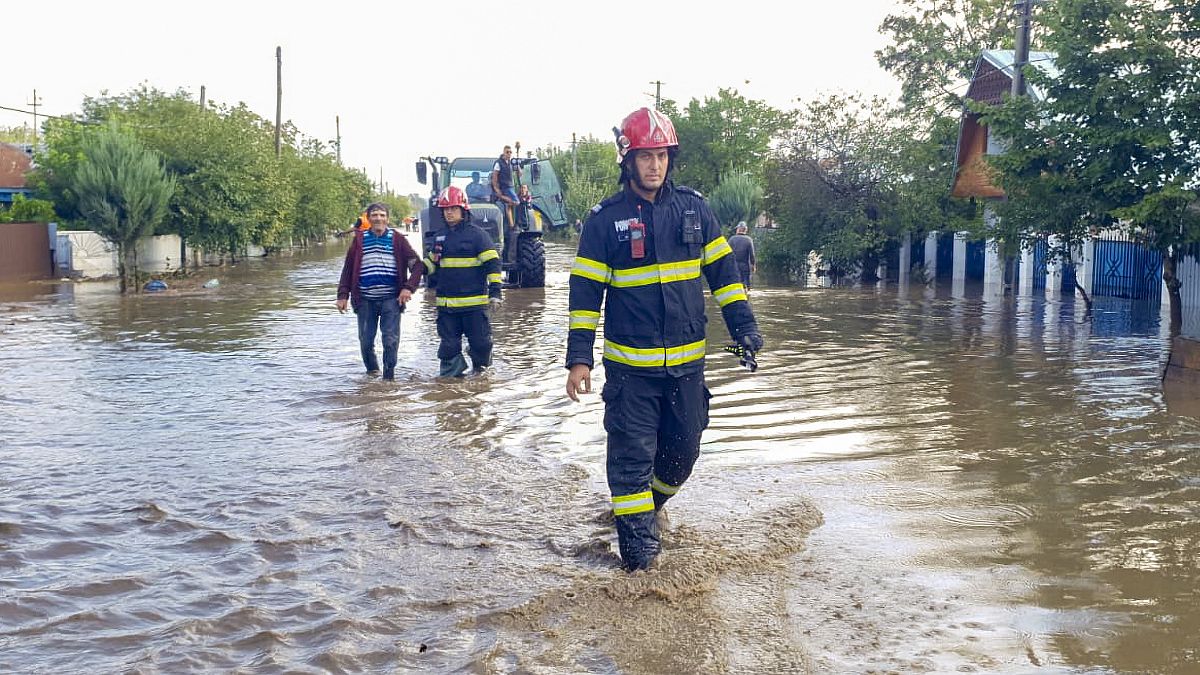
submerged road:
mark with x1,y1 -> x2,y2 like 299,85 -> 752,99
1,238 -> 1197,673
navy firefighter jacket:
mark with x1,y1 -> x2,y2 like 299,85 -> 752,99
422,222 -> 502,313
566,180 -> 759,377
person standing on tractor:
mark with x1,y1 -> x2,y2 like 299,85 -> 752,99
422,186 -> 503,377
564,107 -> 763,571
336,202 -> 423,380
491,145 -> 520,211
493,145 -> 521,263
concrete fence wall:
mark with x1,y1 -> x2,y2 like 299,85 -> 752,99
55,232 -> 184,279
54,231 -> 269,279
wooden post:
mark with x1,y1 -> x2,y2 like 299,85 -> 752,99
274,46 -> 282,159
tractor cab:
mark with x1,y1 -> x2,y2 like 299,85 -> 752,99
415,153 -> 567,288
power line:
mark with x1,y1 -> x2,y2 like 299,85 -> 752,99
0,103 -> 88,124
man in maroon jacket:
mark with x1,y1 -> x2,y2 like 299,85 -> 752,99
336,203 -> 423,380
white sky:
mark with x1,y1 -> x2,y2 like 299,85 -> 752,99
3,0 -> 904,197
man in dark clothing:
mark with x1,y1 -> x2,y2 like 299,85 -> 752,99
490,145 -> 519,208
728,221 -> 757,290
336,202 -> 423,380
492,145 -> 521,263
564,107 -> 763,571
422,186 -> 502,377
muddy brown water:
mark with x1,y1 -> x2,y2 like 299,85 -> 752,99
1,238 -> 1197,673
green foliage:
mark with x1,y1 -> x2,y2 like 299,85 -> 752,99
876,0 -> 1028,118
766,95 -> 911,280
74,124 -> 175,292
542,137 -> 620,224
0,125 -> 37,145
0,195 -> 56,223
31,85 -> 371,258
709,173 -> 763,229
665,89 -> 795,193
983,0 -> 1200,324
367,191 -> 414,223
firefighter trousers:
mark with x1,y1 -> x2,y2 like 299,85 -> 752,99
601,368 -> 711,568
436,309 -> 492,376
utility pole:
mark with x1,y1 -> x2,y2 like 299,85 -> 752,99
335,115 -> 342,164
27,89 -> 42,144
199,85 -> 206,110
1012,0 -> 1034,98
274,46 -> 283,159
649,81 -> 663,110
571,132 -> 577,178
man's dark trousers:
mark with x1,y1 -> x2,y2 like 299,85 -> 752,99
436,309 -> 493,372
356,297 -> 401,373
602,368 -> 710,566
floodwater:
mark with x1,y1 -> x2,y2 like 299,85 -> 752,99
1,238 -> 1197,674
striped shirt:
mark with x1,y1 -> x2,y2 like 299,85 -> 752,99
358,229 -> 399,299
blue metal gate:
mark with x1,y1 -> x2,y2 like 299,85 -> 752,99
1092,239 -> 1162,301
1032,240 -> 1047,291
936,233 -> 954,278
911,235 -> 926,269
965,240 -> 985,281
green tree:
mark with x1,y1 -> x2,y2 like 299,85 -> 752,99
877,0 -> 1031,118
665,89 -> 795,193
767,95 -> 909,283
0,195 -> 57,223
74,125 -> 175,293
0,125 -> 37,145
543,137 -> 620,224
983,0 -> 1200,331
709,173 -> 763,230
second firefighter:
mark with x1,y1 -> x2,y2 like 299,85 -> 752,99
423,185 -> 503,377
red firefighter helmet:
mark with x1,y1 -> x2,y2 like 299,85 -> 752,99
436,185 -> 470,210
615,107 -> 679,162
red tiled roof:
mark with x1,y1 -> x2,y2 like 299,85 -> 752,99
0,143 -> 33,189
966,60 -> 1012,106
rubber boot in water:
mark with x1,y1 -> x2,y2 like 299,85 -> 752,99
616,510 -> 660,571
439,354 -> 468,378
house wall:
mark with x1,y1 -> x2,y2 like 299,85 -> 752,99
951,115 -> 1006,199
0,222 -> 51,281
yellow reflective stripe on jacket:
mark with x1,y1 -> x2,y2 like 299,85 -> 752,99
571,256 -> 612,284
665,339 -> 707,366
713,282 -> 748,307
440,256 -> 482,268
612,491 -> 654,516
487,272 -> 502,284
423,257 -> 437,273
569,309 -> 600,331
702,236 -> 733,265
609,259 -> 701,288
478,249 -> 499,263
603,338 -> 706,367
651,476 -> 680,496
609,263 -> 660,288
436,294 -> 489,307
658,259 -> 702,283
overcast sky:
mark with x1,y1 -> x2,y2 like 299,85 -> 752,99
3,0 -> 904,196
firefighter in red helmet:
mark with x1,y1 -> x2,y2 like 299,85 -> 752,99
423,185 -> 502,377
564,107 -> 763,571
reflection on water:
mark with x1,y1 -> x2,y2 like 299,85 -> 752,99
1,241 -> 1197,672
